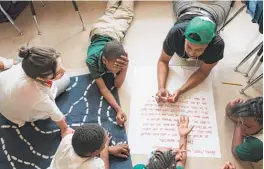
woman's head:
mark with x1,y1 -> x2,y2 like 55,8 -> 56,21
146,150 -> 177,169
231,97 -> 263,135
19,46 -> 65,81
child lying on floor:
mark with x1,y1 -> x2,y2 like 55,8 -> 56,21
49,123 -> 130,169
86,0 -> 134,127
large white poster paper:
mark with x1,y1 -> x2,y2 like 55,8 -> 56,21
128,66 -> 221,158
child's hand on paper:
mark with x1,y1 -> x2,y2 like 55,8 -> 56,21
220,161 -> 236,169
116,108 -> 127,127
177,116 -> 194,137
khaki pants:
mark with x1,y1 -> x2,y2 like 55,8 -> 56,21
90,0 -> 134,42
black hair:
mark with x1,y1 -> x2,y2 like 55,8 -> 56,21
19,46 -> 60,79
146,150 -> 177,169
231,97 -> 263,125
72,123 -> 106,157
187,33 -> 201,42
102,40 -> 125,61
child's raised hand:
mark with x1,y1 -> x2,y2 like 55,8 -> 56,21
177,116 -> 194,137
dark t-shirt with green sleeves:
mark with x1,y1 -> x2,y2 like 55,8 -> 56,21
235,135 -> 263,162
86,35 -> 113,79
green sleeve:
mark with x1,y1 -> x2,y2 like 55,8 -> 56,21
176,166 -> 184,169
133,164 -> 146,169
235,136 -> 263,162
86,63 -> 101,79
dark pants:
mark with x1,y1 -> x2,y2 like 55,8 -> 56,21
173,1 -> 232,30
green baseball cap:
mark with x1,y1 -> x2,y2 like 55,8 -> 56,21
184,16 -> 216,44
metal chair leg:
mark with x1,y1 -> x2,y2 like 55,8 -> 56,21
247,56 -> 263,83
72,0 -> 86,31
217,0 -> 236,33
244,45 -> 263,77
39,0 -> 45,7
218,4 -> 246,33
240,73 -> 263,94
0,4 -> 23,35
29,1 -> 42,35
234,42 -> 263,72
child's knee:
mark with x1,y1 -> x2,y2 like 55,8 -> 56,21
63,74 -> 71,87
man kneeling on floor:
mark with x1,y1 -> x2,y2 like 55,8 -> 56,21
49,124 -> 130,169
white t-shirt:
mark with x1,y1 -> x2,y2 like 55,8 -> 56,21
0,63 -> 63,127
49,134 -> 105,169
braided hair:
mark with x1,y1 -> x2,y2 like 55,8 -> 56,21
231,97 -> 263,125
146,150 -> 177,169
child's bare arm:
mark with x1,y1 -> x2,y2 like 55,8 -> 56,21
95,78 -> 127,125
100,134 -> 111,169
96,78 -> 121,111
231,122 -> 244,157
114,67 -> 128,88
100,147 -> 109,169
176,116 -> 194,167
176,136 -> 188,167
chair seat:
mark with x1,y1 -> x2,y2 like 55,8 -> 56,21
0,1 -> 28,23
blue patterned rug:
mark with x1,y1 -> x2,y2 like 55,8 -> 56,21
0,73 -> 132,169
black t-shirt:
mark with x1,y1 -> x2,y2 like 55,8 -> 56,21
163,22 -> 225,64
